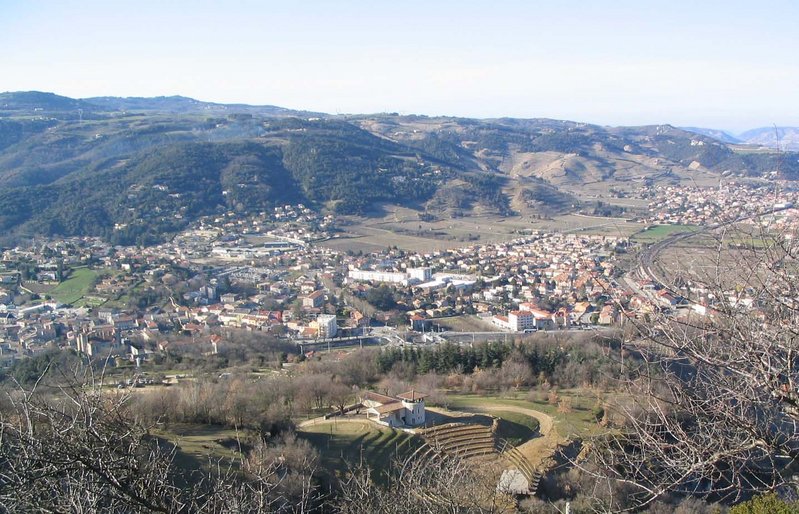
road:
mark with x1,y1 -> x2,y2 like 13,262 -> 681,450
633,206 -> 790,293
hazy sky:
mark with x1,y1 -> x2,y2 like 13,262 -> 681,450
2,0 -> 798,132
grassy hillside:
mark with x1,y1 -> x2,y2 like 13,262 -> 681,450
50,267 -> 98,305
298,420 -> 422,477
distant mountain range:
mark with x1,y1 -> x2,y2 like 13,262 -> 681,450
0,91 -> 322,118
681,126 -> 799,151
680,127 -> 741,144
0,91 -> 796,245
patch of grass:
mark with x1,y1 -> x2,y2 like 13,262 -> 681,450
76,295 -> 107,308
298,420 -> 422,478
50,267 -> 98,305
446,392 -> 605,438
155,423 -> 252,472
431,315 -> 501,332
493,413 -> 539,446
631,224 -> 698,243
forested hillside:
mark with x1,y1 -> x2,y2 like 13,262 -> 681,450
0,91 -> 796,244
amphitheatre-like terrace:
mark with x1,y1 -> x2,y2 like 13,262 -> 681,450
297,390 -> 592,498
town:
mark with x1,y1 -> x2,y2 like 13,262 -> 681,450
3,180 -> 796,372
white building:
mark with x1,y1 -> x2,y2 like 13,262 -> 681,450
508,310 -> 535,331
348,269 -> 409,285
361,390 -> 427,427
315,314 -> 337,338
407,267 -> 432,282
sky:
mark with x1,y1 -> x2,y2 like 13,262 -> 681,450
2,0 -> 798,132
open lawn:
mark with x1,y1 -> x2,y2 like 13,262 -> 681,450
445,391 -> 605,439
631,224 -> 699,243
298,419 -> 422,477
431,315 -> 500,332
50,267 -> 98,305
492,411 -> 540,446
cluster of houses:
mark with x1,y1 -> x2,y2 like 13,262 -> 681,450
643,183 -> 799,227
6,190 -> 784,369
0,229 -> 643,367
346,233 -> 628,330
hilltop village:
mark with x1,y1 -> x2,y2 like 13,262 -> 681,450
1,181 -> 798,370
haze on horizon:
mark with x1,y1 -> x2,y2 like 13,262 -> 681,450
2,0 -> 798,133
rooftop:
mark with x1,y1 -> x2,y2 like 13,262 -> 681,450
397,390 -> 428,401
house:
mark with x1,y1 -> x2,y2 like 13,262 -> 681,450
598,304 -> 618,325
409,314 -> 432,332
361,390 -> 427,428
303,290 -> 325,309
347,309 -> 368,328
220,293 -> 238,305
111,316 -> 137,331
529,308 -> 557,330
492,315 -> 510,330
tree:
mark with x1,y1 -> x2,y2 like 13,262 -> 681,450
501,357 -> 533,390
365,284 -> 396,311
335,447 -> 513,513
0,373 -> 321,512
329,381 -> 353,414
588,225 -> 799,510
729,493 -> 799,514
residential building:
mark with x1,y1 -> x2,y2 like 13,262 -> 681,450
303,290 -> 325,308
361,390 -> 427,427
348,269 -> 408,285
315,314 -> 337,338
508,310 -> 535,331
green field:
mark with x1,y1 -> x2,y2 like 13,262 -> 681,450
492,412 -> 540,445
298,420 -> 422,477
50,267 -> 99,305
631,224 -> 698,243
154,423 -> 252,476
446,392 -> 605,438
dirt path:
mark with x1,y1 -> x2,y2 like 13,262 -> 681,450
297,416 -> 367,429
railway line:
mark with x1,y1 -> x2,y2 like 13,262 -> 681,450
633,206 -> 789,293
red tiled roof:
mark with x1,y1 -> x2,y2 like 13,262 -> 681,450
397,390 -> 428,401
362,391 -> 397,404
374,402 -> 404,414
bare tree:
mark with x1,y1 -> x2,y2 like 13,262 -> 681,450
335,449 -> 514,513
588,224 -> 799,510
501,358 -> 533,390
0,370 -> 321,512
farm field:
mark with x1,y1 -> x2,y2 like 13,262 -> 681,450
322,207 -> 645,254
656,230 -> 781,287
